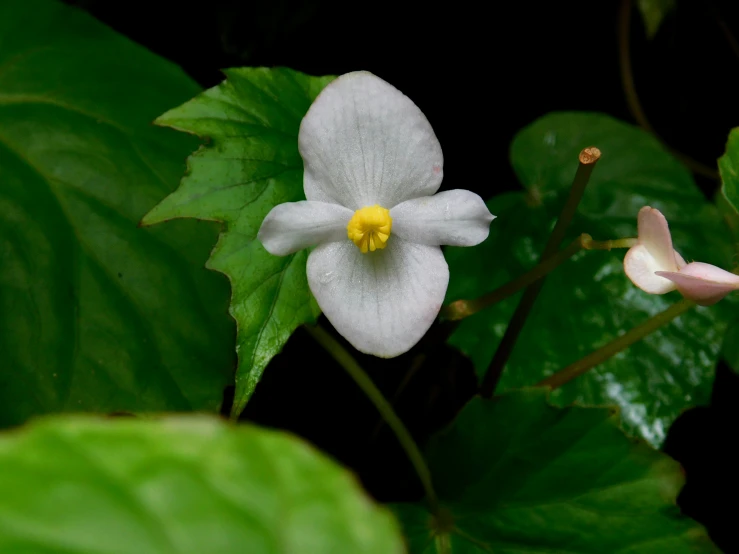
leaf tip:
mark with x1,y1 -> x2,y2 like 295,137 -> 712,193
138,210 -> 159,228
229,399 -> 246,421
139,203 -> 177,227
153,113 -> 175,130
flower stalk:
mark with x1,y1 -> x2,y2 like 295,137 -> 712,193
480,147 -> 602,398
442,233 -> 636,321
618,0 -> 718,180
536,298 -> 695,389
304,323 -> 440,514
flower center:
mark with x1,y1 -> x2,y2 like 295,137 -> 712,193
347,205 -> 392,254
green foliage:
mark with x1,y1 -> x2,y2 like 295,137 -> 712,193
637,0 -> 676,38
0,0 -> 235,426
446,113 -> 735,445
143,69 -> 335,417
0,1 -> 730,549
719,127 -> 739,223
395,390 -> 717,553
0,414 -> 404,553
717,128 -> 739,372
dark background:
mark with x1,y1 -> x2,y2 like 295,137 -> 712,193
67,0 -> 739,550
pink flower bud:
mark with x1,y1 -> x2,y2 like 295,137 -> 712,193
623,206 -> 739,305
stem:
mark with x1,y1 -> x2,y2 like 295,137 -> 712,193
369,353 -> 426,441
541,148 -> 602,260
582,236 -> 638,250
618,0 -> 718,180
441,236 -> 583,321
715,12 -> 739,65
480,148 -> 601,398
536,298 -> 695,389
442,234 -> 638,321
443,238 -> 584,321
619,0 -> 654,135
304,324 -> 440,512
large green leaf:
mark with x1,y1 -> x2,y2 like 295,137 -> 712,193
395,390 -> 717,553
446,112 -> 734,445
143,69 -> 334,417
0,0 -> 234,425
0,415 -> 404,553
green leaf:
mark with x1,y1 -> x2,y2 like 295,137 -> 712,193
446,112 -> 734,445
719,127 -> 739,220
395,390 -> 717,553
0,0 -> 235,425
143,68 -> 334,417
0,415 -> 404,553
717,129 -> 739,372
637,0 -> 676,39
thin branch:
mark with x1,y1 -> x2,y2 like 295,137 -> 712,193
305,324 -> 440,512
618,0 -> 719,180
442,234 -> 637,321
536,298 -> 694,389
480,148 -> 601,398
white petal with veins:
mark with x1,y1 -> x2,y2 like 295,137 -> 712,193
258,201 -> 352,256
390,190 -> 496,246
306,238 -> 449,357
299,71 -> 443,210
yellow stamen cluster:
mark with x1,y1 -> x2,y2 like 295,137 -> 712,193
347,205 -> 392,253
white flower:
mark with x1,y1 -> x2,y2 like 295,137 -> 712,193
258,72 -> 495,357
623,206 -> 739,306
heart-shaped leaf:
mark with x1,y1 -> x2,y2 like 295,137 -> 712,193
446,113 -> 734,445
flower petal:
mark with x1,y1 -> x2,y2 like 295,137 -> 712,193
390,190 -> 496,246
258,201 -> 352,256
656,262 -> 739,306
623,244 -> 678,294
299,71 -> 444,210
307,238 -> 449,357
637,206 -> 680,271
